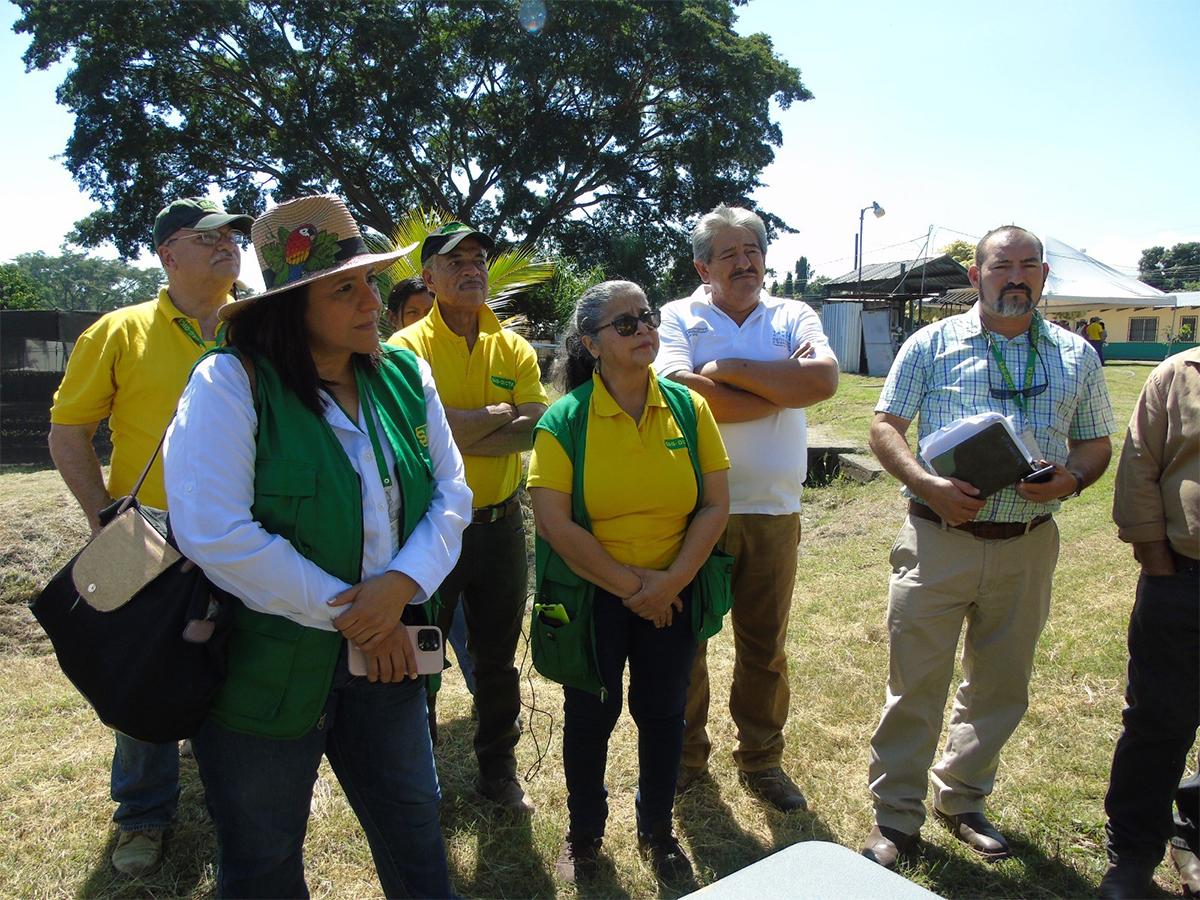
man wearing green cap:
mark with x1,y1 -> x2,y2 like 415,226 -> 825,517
48,197 -> 252,876
388,222 -> 548,815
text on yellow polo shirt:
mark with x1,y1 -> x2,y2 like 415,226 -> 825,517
388,302 -> 549,507
527,372 -> 729,570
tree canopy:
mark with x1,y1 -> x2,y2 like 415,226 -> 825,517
15,0 -> 809,298
939,239 -> 975,268
1138,242 -> 1200,293
4,252 -> 165,311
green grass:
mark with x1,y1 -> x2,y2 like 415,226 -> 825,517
1,362 -> 1190,898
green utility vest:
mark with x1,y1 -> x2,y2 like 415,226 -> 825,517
530,376 -> 734,699
206,346 -> 437,739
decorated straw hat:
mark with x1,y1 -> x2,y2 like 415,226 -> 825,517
221,194 -> 414,318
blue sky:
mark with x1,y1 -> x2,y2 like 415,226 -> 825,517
2,0 -> 1197,290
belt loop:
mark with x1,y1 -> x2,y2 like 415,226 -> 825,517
940,517 -> 948,532
1024,520 -> 1033,535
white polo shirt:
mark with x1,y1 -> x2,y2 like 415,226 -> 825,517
654,285 -> 836,515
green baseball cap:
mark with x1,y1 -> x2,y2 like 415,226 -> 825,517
420,221 -> 496,264
153,197 -> 254,248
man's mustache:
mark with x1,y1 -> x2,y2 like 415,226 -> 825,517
1000,284 -> 1032,297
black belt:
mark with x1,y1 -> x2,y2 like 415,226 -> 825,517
1172,549 -> 1200,575
471,494 -> 520,525
908,500 -> 1052,541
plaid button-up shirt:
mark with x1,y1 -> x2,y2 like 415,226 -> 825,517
877,304 -> 1115,523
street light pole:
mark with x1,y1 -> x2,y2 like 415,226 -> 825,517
857,201 -> 886,294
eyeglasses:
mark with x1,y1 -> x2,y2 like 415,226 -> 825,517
165,229 -> 245,249
595,308 -> 660,337
987,349 -> 1049,400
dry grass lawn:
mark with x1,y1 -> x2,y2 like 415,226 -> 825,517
0,362 -> 1192,898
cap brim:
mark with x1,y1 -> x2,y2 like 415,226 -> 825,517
422,229 -> 496,263
193,212 -> 254,235
219,243 -> 417,320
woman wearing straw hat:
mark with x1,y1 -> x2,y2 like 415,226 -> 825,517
163,194 -> 471,898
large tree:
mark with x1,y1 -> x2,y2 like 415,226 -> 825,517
15,0 -> 809,287
1138,242 -> 1200,292
7,251 -> 166,311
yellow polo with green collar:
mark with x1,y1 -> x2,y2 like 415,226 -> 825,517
527,371 -> 729,570
50,288 -> 227,509
387,301 -> 549,507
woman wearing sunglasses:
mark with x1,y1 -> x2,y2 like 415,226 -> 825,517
527,280 -> 730,886
162,195 -> 470,897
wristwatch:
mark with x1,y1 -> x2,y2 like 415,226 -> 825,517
1067,469 -> 1085,497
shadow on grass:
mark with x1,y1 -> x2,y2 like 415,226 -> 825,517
78,754 -> 214,898
901,826 -> 1100,899
435,716 -> 558,899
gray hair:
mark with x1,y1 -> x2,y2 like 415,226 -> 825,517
691,205 -> 768,263
554,280 -> 646,392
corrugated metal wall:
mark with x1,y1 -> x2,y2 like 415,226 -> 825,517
821,302 -> 863,374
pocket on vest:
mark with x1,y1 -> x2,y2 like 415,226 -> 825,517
253,459 -> 317,541
218,612 -> 302,721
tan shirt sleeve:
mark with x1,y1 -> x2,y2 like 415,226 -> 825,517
1112,367 -> 1169,544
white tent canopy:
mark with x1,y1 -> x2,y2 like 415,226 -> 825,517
1040,237 -> 1170,310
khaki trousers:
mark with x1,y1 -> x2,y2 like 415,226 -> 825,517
682,513 -> 801,773
869,514 -> 1059,833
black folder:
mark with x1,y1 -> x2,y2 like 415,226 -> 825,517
926,421 -> 1035,499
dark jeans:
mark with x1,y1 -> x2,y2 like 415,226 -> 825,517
192,647 -> 453,899
111,732 -> 179,832
562,588 -> 697,840
435,513 -> 527,781
1088,339 -> 1106,364
1104,568 -> 1200,864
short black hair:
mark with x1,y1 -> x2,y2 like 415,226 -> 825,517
975,225 -> 1043,267
387,276 -> 431,315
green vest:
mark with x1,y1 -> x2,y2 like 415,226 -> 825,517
207,346 -> 437,739
530,375 -> 733,699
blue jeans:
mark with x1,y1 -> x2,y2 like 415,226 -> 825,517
192,649 -> 454,899
562,588 -> 697,840
111,732 -> 179,832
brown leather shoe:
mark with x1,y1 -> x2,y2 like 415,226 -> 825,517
738,767 -> 808,812
1173,844 -> 1200,898
675,764 -> 707,796
934,809 -> 1011,861
477,775 -> 534,816
861,824 -> 918,869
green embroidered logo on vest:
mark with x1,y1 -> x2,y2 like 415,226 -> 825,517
415,424 -> 428,447
664,436 -> 687,450
490,375 -> 517,390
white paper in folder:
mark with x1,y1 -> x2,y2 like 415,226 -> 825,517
918,411 -> 1034,469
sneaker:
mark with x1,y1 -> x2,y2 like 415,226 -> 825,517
476,775 -> 535,816
112,829 -> 164,876
675,764 -> 707,796
638,826 -> 694,886
555,834 -> 602,883
738,767 -> 808,812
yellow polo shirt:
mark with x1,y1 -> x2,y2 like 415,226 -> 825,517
388,302 -> 549,507
50,289 -> 226,509
527,372 -> 729,570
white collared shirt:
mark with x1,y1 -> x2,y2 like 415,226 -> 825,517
655,285 -> 836,515
163,353 -> 472,631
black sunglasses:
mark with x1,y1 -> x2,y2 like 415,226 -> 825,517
596,308 -> 661,337
987,350 -> 1049,400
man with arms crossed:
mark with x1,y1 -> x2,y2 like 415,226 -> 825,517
388,223 -> 548,814
862,225 -> 1114,868
655,204 -> 839,811
48,197 -> 252,875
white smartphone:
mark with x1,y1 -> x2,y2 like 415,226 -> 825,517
347,625 -> 444,678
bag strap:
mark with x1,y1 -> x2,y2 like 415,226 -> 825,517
119,349 -> 258,512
